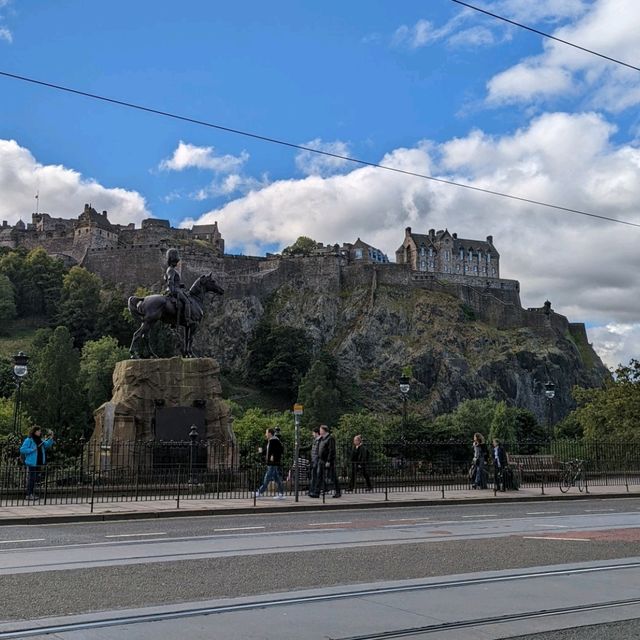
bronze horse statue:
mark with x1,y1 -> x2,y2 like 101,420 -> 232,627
128,272 -> 224,358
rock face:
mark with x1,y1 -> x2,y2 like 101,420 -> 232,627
195,258 -> 609,424
91,357 -> 233,468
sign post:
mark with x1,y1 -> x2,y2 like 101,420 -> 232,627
293,403 -> 304,502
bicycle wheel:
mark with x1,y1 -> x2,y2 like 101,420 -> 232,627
576,473 -> 584,492
560,472 -> 571,493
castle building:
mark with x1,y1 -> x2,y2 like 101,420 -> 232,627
395,227 -> 499,278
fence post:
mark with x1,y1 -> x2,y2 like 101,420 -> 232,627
43,466 -> 49,505
90,472 -> 96,514
441,465 -> 445,500
176,466 -> 181,509
253,465 -> 257,506
540,468 -> 545,496
384,463 -> 388,502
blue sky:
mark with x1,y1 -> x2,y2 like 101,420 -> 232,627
1,0 -> 640,367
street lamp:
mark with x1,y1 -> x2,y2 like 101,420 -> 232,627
12,351 -> 29,437
188,424 -> 199,484
399,375 -> 410,435
544,381 -> 555,435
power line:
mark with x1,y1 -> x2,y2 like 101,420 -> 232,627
1,68 -> 639,229
450,0 -> 640,72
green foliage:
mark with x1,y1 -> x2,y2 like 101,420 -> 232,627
96,287 -> 132,347
333,412 -> 390,451
246,319 -> 312,402
489,401 -> 517,445
460,303 -> 476,321
282,236 -> 317,257
431,398 -> 498,441
80,336 -> 129,411
0,274 -> 16,332
231,408 -> 294,465
57,267 -> 103,347
297,352 -> 341,427
0,357 -> 14,398
22,326 -> 87,439
569,359 -> 640,440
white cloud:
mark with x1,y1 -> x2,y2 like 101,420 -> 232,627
294,139 -> 352,176
589,323 -> 640,369
183,111 -> 640,366
191,173 -> 269,200
0,139 -> 149,226
0,26 -> 11,43
485,0 -> 640,111
159,141 -> 248,173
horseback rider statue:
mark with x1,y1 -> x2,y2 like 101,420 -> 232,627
165,248 -> 191,327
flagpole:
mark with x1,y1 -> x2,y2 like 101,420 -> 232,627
35,191 -> 39,214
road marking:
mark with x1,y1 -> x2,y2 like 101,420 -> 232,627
389,517 -> 431,522
307,522 -> 352,526
526,511 -> 561,515
462,514 -> 498,518
105,532 -> 167,538
0,538 -> 45,544
523,536 -> 590,542
534,524 -> 568,528
584,509 -> 616,513
213,526 -> 265,532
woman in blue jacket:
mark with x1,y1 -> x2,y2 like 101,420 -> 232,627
20,426 -> 55,500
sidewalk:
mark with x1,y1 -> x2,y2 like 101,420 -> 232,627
2,484 -> 639,525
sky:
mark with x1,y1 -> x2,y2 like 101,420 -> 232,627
1,0 -> 639,369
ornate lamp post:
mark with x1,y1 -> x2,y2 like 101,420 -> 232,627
399,375 -> 410,438
544,381 -> 555,435
188,424 -> 199,484
12,351 -> 29,437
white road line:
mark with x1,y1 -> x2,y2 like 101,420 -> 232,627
526,511 -> 561,515
104,532 -> 167,538
461,514 -> 498,518
213,526 -> 265,532
523,536 -> 591,542
534,524 -> 568,528
307,522 -> 352,526
389,517 -> 431,522
0,538 -> 45,544
584,509 -> 616,513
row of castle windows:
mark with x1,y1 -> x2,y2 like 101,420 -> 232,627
419,260 -> 496,276
419,246 -> 492,263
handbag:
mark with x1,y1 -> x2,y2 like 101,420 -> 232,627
468,463 -> 476,480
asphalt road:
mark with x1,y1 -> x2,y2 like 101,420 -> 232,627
1,497 -> 639,638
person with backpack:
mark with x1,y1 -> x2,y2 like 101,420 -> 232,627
471,432 -> 489,489
20,426 -> 55,501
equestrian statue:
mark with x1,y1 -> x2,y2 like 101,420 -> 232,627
128,248 -> 224,358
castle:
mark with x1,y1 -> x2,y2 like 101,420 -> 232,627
0,204 -> 224,268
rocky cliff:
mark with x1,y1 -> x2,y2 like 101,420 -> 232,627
195,257 -> 608,423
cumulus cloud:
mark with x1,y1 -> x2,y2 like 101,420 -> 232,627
184,111 -> 640,365
589,323 -> 640,369
0,26 -> 11,43
294,139 -> 352,176
0,139 -> 149,226
159,141 -> 248,173
486,0 -> 640,111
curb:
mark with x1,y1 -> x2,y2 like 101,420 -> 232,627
1,491 -> 636,526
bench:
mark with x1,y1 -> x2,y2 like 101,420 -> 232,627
507,454 -> 562,482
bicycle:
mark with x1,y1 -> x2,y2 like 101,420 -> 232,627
559,458 -> 585,493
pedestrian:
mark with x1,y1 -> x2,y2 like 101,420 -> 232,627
471,432 -> 488,489
20,426 -> 55,501
305,426 -> 322,498
348,435 -> 372,492
255,428 -> 285,499
317,424 -> 341,498
492,438 -> 508,492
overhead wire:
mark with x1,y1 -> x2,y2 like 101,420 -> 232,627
450,0 -> 640,72
1,69 -> 639,229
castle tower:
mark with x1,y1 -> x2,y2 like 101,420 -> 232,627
72,204 -> 119,260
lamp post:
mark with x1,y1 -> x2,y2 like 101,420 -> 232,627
544,381 -> 555,435
12,351 -> 29,437
188,424 -> 198,484
399,375 -> 410,437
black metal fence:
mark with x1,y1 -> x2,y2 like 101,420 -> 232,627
1,438 -> 639,508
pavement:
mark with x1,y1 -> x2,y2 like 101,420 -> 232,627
2,483 -> 639,525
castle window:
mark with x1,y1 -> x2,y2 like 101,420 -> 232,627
456,264 -> 460,273
355,248 -> 363,259
428,247 -> 433,257
477,251 -> 482,261
473,265 -> 478,273
420,246 -> 426,256
445,250 -> 450,261
459,248 -> 464,260
491,268 -> 496,276
468,249 -> 473,260
428,261 -> 434,269
487,253 -> 491,263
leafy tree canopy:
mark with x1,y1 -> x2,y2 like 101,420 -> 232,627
0,274 -> 16,332
297,351 -> 340,428
57,267 -> 103,347
80,336 -> 129,411
282,236 -> 317,257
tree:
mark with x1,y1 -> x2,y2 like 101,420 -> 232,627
570,359 -> 640,440
80,336 -> 129,411
430,398 -> 498,441
297,352 -> 341,428
489,401 -> 517,446
246,319 -> 312,401
282,236 -> 317,257
231,408 -> 294,467
24,248 -> 66,319
57,267 -> 103,347
22,326 -> 86,439
0,274 -> 16,332
96,287 -> 134,347
0,249 -> 29,316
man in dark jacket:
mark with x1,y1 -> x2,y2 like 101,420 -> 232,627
317,424 -> 341,498
492,438 -> 508,492
349,435 -> 372,491
255,428 -> 285,499
306,426 -> 322,498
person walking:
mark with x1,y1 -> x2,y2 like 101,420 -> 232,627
471,432 -> 488,489
348,435 -> 372,492
20,426 -> 55,501
317,424 -> 341,498
306,426 -> 322,498
255,428 -> 285,499
492,438 -> 508,492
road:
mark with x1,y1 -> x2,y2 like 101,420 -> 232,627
1,497 -> 640,638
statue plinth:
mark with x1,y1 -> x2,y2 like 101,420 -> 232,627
91,357 -> 234,471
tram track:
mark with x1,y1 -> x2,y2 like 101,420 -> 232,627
1,560 -> 639,638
